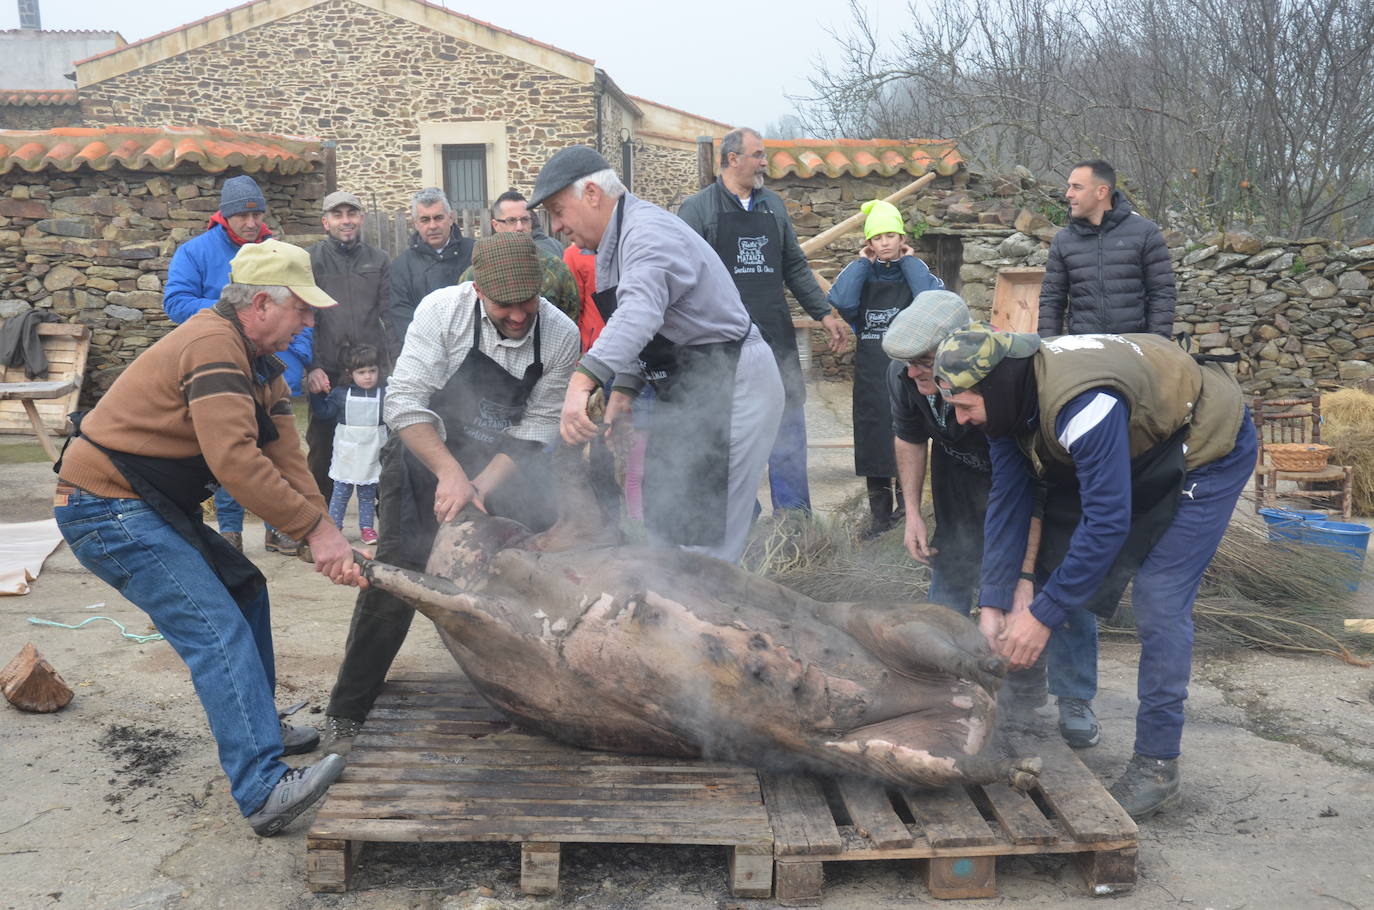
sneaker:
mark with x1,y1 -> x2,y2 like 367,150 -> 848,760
360,528 -> 378,545
280,720 -> 320,756
1108,753 -> 1180,819
1057,697 -> 1101,749
246,754 -> 345,837
220,531 -> 243,552
321,715 -> 363,755
264,527 -> 300,557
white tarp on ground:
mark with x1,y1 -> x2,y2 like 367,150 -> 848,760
0,518 -> 63,595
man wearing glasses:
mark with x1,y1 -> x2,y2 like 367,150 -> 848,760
679,127 -> 849,516
459,189 -> 580,321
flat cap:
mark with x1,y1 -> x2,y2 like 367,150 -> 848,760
529,145 -> 612,208
934,322 -> 1041,394
322,190 -> 363,213
471,231 -> 542,305
882,290 -> 971,361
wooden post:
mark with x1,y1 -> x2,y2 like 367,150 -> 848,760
323,140 -> 337,195
696,136 -> 715,189
728,844 -> 773,898
520,842 -> 560,895
798,171 -> 939,256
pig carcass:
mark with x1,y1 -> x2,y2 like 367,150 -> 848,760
358,512 -> 1040,790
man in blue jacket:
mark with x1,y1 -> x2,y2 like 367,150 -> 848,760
164,175 -> 312,555
1038,160 -> 1176,338
934,326 -> 1254,819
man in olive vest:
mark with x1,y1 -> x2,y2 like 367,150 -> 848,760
933,328 -> 1255,820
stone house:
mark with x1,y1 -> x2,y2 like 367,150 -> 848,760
0,125 -> 326,403
69,0 -> 729,212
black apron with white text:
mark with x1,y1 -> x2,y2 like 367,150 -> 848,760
711,206 -> 804,405
394,300 -> 547,564
593,197 -> 744,547
852,279 -> 913,476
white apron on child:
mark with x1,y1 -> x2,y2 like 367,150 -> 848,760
329,392 -> 387,485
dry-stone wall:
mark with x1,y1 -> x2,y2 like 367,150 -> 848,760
634,140 -> 697,210
771,168 -> 1373,397
79,0 -> 595,212
0,102 -> 83,131
0,166 -> 325,405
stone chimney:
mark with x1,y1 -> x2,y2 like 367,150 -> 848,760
18,0 -> 42,30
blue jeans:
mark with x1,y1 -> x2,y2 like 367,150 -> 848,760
765,401 -> 811,513
1044,604 -> 1099,702
1130,412 -> 1257,759
54,491 -> 288,815
213,486 -> 244,534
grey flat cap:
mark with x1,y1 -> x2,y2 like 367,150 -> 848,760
529,145 -> 612,208
322,190 -> 363,213
882,289 -> 972,361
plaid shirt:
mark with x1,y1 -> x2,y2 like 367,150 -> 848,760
384,282 -> 579,445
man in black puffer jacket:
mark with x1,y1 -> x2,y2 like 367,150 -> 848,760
1038,160 -> 1176,338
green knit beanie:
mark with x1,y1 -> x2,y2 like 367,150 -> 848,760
861,199 -> 905,240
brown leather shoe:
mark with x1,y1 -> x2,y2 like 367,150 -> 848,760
264,527 -> 300,557
220,531 -> 243,552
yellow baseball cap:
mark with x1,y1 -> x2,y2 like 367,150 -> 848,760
229,239 -> 337,308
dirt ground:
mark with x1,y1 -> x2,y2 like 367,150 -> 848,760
3,380 -> 1374,910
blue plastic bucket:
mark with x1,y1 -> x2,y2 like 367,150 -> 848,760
1258,507 -> 1326,542
1299,520 -> 1370,591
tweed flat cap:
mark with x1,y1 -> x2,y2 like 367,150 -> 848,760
934,322 -> 1040,393
882,290 -> 972,361
471,231 -> 542,305
322,190 -> 363,213
529,145 -> 612,208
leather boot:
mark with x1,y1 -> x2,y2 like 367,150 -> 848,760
1108,753 -> 1180,819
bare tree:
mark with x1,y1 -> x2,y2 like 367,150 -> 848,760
797,0 -> 1374,238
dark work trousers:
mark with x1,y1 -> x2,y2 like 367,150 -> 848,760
306,412 -> 336,504
326,457 -> 413,722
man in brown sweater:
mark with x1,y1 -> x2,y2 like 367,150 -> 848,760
54,239 -> 362,837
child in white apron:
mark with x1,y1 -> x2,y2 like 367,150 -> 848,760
310,345 -> 387,544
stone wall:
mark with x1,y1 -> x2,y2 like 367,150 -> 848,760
635,139 -> 698,209
0,165 -> 325,404
775,168 -> 1374,397
78,0 -> 595,212
0,102 -> 83,131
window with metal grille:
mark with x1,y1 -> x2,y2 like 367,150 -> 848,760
441,144 -> 488,210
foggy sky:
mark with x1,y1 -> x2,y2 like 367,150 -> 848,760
3,0 -> 893,132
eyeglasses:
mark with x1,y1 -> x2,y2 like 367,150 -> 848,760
907,356 -> 936,370
495,216 -> 534,227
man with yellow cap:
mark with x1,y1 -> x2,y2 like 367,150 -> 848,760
933,325 -> 1255,819
53,239 -> 361,836
827,198 -> 944,535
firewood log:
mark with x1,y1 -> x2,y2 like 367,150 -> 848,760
0,642 -> 74,713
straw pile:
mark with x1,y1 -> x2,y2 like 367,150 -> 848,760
744,506 -> 1370,665
1320,387 -> 1374,515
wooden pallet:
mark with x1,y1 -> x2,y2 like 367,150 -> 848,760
306,673 -> 774,897
762,730 -> 1138,904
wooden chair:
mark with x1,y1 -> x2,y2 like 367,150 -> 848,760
1252,394 -> 1354,519
0,321 -> 90,462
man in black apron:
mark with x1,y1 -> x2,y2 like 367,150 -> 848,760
934,326 -> 1254,820
529,145 -> 784,563
324,231 -> 581,748
678,127 -> 848,514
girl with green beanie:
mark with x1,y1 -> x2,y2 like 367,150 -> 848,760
827,199 -> 945,536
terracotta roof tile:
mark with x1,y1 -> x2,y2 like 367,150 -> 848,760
0,90 -> 80,106
0,125 -> 322,175
742,138 -> 962,179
